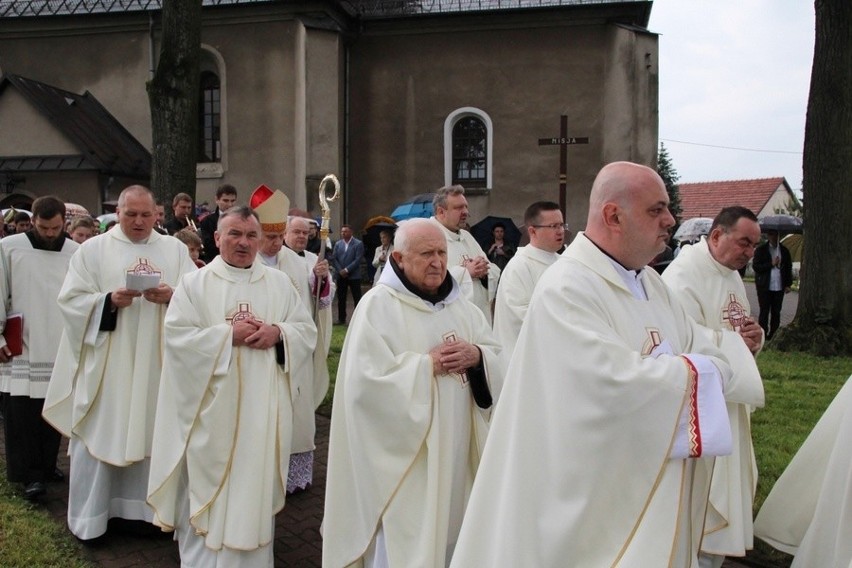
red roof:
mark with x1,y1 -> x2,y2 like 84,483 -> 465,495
678,177 -> 787,220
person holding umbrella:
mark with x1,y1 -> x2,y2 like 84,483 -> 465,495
753,229 -> 793,339
486,222 -> 515,272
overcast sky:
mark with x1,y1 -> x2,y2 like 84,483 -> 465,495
647,1 -> 815,190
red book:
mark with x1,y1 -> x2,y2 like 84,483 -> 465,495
3,312 -> 23,357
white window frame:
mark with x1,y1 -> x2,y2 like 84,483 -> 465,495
444,107 -> 493,190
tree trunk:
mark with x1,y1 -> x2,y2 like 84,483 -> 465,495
775,0 -> 852,356
147,0 -> 203,207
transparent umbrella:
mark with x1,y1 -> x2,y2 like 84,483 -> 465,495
673,217 -> 713,242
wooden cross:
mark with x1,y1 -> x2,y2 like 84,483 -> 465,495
538,115 -> 589,215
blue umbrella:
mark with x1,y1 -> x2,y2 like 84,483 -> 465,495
390,193 -> 435,221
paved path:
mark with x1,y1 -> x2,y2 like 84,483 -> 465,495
4,284 -> 798,567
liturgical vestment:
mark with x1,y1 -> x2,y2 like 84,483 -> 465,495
259,245 -> 335,491
322,264 -> 503,568
43,228 -> 195,538
492,244 -> 559,362
147,256 -> 316,560
662,238 -> 765,560
754,375 -> 852,567
0,233 -> 78,398
450,233 -> 734,568
430,218 -> 500,324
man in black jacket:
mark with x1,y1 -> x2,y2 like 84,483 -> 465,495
198,184 -> 238,262
752,229 -> 793,339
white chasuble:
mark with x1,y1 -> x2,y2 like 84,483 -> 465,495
430,218 -> 500,325
492,244 -> 559,363
754,375 -> 852,567
147,257 -> 316,552
322,267 -> 503,568
262,246 -> 335,453
450,233 -> 733,568
663,238 -> 765,558
43,228 -> 196,465
0,234 -> 78,397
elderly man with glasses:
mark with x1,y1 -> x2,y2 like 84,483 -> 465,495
492,201 -> 567,361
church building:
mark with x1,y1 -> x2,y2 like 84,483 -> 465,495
0,0 -> 658,232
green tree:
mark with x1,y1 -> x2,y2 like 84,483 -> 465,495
147,0 -> 203,207
775,0 -> 852,356
657,142 -> 683,225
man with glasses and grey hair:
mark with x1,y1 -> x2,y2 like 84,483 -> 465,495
493,201 -> 566,361
430,185 -> 500,324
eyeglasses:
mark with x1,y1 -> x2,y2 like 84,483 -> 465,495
531,223 -> 570,231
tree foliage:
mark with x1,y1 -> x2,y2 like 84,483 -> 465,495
147,0 -> 203,207
774,0 -> 852,356
657,142 -> 683,225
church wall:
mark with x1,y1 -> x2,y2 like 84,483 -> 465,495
0,15 -> 155,149
304,28 -> 344,219
192,17 -> 304,207
0,88 -> 78,155
347,16 -> 658,233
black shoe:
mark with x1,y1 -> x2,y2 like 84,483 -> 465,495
24,481 -> 46,501
49,467 -> 65,482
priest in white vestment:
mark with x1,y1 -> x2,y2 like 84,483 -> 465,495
492,201 -> 564,362
429,185 -> 500,324
43,186 -> 196,540
147,206 -> 316,567
662,206 -> 766,568
323,218 -> 503,568
251,183 -> 335,492
754,375 -> 852,567
0,196 -> 78,500
451,162 -> 735,568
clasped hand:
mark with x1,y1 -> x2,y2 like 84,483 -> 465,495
232,317 -> 281,349
429,340 -> 480,376
738,318 -> 763,354
464,256 -> 490,279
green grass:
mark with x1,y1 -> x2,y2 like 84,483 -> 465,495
749,350 -> 851,565
0,475 -> 93,567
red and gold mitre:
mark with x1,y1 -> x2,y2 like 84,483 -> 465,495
249,184 -> 290,232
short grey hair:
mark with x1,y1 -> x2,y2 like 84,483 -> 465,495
218,205 -> 259,231
432,185 -> 465,211
394,218 -> 444,253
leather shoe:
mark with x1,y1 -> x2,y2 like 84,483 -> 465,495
49,467 -> 65,482
24,481 -> 46,501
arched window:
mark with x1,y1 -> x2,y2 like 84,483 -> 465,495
452,117 -> 486,188
198,70 -> 221,163
444,108 -> 493,190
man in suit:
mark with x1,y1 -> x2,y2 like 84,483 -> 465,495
331,224 -> 364,324
752,229 -> 793,339
198,184 -> 238,262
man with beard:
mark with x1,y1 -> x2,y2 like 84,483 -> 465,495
0,196 -> 78,500
430,185 -> 500,324
43,185 -> 196,540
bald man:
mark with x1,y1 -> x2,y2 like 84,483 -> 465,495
451,161 -> 734,568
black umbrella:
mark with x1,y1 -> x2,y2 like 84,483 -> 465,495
470,216 -> 522,251
364,222 -> 398,248
760,214 -> 803,234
